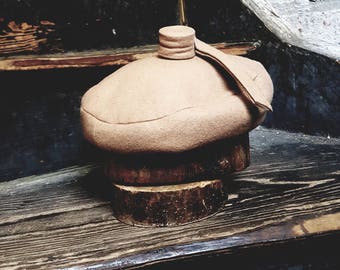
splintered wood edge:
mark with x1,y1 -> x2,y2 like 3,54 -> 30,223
113,179 -> 222,192
0,41 -> 260,70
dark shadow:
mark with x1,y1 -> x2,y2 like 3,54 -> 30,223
0,66 -> 116,182
141,232 -> 340,270
78,166 -> 113,202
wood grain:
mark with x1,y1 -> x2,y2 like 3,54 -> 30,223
0,41 -> 259,70
112,180 -> 224,227
0,21 -> 55,55
241,0 -> 340,59
0,127 -> 339,269
106,133 -> 249,185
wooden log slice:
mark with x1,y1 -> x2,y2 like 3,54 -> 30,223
106,133 -> 249,185
112,179 -> 224,227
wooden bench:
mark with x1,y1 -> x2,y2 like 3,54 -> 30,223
1,127 -> 339,269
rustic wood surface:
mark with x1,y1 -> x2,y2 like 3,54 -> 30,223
112,180 -> 224,227
0,41 -> 258,71
0,127 -> 339,269
0,0 -> 180,56
0,21 -> 56,55
106,133 -> 249,185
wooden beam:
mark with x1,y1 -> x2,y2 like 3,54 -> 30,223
0,41 -> 259,71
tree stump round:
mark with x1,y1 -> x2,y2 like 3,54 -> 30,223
112,180 -> 224,227
108,133 -> 250,226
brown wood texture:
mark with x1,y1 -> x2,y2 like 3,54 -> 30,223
0,127 -> 339,269
0,41 -> 259,70
113,180 -> 224,227
0,21 -> 55,55
106,133 -> 249,185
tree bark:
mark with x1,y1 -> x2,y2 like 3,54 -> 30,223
106,133 -> 250,185
112,180 -> 225,227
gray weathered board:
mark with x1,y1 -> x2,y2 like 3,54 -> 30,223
242,0 -> 340,60
0,127 -> 339,269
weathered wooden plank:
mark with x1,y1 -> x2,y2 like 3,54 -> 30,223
241,0 -> 340,60
0,41 -> 258,70
0,179 -> 339,269
0,127 -> 339,269
0,165 -> 107,226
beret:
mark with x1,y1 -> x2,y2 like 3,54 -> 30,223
81,25 -> 273,153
